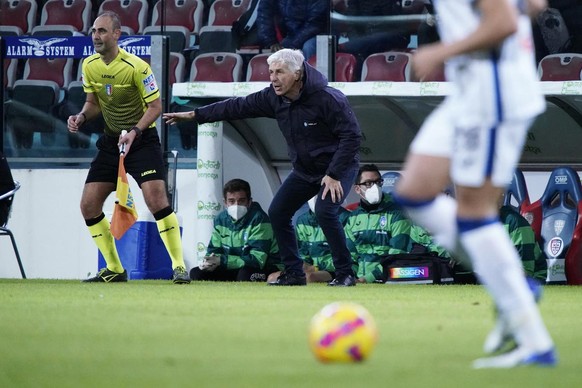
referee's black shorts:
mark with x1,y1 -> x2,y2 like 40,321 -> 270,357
86,129 -> 166,187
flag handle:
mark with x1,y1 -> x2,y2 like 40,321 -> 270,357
119,130 -> 127,155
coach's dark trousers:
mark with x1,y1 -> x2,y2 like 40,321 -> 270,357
269,169 -> 356,277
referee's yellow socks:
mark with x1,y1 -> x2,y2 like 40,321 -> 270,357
154,207 -> 186,270
86,213 -> 124,273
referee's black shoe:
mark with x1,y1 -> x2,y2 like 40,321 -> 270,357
268,271 -> 306,286
328,273 -> 356,287
83,268 -> 128,283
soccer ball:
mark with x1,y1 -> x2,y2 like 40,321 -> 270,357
308,302 -> 378,363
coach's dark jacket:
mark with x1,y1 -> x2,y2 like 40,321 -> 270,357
194,62 -> 361,182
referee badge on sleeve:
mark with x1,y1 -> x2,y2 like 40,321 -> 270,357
143,74 -> 157,93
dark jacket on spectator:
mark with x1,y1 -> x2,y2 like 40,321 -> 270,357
257,0 -> 328,50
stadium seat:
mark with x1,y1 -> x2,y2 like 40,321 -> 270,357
504,168 -> 531,213
0,0 -> 37,35
532,167 -> 582,284
0,25 -> 24,37
361,51 -> 412,82
39,0 -> 92,34
23,57 -> 73,88
0,180 -> 26,279
150,0 -> 204,35
381,171 -> 401,194
98,0 -> 149,35
307,53 -> 358,82
31,24 -> 84,37
246,53 -> 270,81
143,25 -> 191,53
5,79 -> 61,148
3,59 -> 18,91
538,53 -> 582,81
198,25 -> 238,54
207,0 -> 250,27
189,52 -> 243,82
169,52 -> 186,86
4,56 -> 72,148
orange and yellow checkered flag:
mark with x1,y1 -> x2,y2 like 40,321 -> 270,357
110,138 -> 138,240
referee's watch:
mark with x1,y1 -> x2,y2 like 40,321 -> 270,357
130,126 -> 142,138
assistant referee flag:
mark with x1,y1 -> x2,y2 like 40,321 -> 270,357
110,153 -> 138,240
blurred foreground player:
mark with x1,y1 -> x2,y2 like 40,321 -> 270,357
393,0 -> 556,368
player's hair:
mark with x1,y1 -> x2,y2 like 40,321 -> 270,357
223,179 -> 252,200
355,164 -> 381,184
96,11 -> 122,31
267,49 -> 305,73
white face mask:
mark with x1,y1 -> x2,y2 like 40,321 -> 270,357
308,196 -> 317,213
363,185 -> 381,205
227,205 -> 248,221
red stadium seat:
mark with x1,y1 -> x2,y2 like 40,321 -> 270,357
23,57 -> 73,88
39,0 -> 92,34
246,53 -> 270,82
538,53 -> 582,81
3,59 -> 18,90
0,0 -> 37,35
98,0 -> 149,35
207,0 -> 250,27
150,0 -> 204,34
169,52 -> 186,85
361,51 -> 412,82
308,53 -> 358,82
189,52 -> 243,82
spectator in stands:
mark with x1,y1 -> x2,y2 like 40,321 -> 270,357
191,178 -> 282,282
257,0 -> 328,61
0,152 -> 16,225
268,196 -> 353,283
345,164 -> 451,283
548,0 -> 582,54
67,11 -> 190,284
336,0 -> 411,63
163,49 -> 361,287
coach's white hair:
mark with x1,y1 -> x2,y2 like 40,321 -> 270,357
267,49 -> 305,73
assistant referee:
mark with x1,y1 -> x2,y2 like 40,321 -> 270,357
67,11 -> 189,284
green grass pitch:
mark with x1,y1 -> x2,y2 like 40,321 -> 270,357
0,280 -> 580,388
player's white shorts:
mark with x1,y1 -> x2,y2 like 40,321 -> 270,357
410,99 -> 534,188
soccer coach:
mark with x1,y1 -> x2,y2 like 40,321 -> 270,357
164,48 -> 361,287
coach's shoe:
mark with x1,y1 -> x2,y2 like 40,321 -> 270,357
484,277 -> 543,354
473,346 -> 557,369
83,268 -> 128,283
268,271 -> 306,286
328,274 -> 356,287
172,266 -> 191,284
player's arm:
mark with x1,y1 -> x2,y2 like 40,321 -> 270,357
413,0 -> 519,80
67,92 -> 101,133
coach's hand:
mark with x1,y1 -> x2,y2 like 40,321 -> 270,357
321,175 -> 343,203
163,111 -> 196,125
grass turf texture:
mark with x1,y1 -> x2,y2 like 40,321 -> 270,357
0,280 -> 579,388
